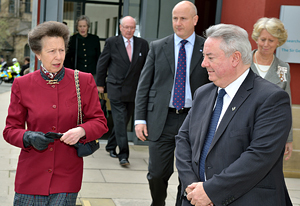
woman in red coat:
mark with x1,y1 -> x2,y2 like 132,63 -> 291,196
3,21 -> 108,205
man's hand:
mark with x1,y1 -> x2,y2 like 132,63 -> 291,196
284,142 -> 293,161
135,124 -> 148,141
186,182 -> 213,206
97,86 -> 105,93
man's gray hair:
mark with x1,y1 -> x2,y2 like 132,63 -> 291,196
205,24 -> 252,65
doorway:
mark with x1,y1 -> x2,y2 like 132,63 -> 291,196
63,0 -> 123,49
195,0 -> 218,37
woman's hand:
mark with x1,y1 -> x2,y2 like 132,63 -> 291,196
61,127 -> 86,145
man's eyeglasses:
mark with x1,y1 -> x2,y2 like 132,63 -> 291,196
122,25 -> 136,30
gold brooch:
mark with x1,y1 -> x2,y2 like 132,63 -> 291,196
46,80 -> 59,84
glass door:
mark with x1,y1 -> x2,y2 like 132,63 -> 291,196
63,0 -> 123,50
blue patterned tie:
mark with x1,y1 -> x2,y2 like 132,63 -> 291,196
199,89 -> 226,181
173,40 -> 188,110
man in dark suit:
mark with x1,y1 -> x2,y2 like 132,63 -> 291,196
96,16 -> 149,166
134,1 -> 210,205
175,24 -> 292,206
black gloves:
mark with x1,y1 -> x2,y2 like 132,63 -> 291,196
23,131 -> 55,150
44,132 -> 63,140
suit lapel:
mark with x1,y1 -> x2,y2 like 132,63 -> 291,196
251,50 -> 280,84
124,37 -> 140,78
131,36 -> 140,67
194,86 -> 218,162
163,35 -> 175,76
264,57 -> 280,83
190,36 -> 204,75
209,70 -> 255,150
116,35 -> 131,64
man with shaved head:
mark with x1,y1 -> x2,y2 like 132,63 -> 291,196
135,1 -> 210,205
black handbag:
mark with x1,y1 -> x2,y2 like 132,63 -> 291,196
74,70 -> 100,157
73,139 -> 100,157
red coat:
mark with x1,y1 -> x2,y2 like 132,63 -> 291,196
3,68 -> 108,195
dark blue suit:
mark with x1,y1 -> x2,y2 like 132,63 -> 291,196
176,69 -> 292,206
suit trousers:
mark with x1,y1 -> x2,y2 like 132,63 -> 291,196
106,99 -> 134,160
148,111 -> 188,206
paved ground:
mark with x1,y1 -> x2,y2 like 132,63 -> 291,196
0,82 -> 13,94
0,88 -> 299,206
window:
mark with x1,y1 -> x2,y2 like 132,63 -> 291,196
105,19 -> 110,38
90,22 -> 93,34
25,0 -> 31,13
94,21 -> 98,36
24,44 -> 30,57
113,17 -> 118,36
9,0 -> 15,13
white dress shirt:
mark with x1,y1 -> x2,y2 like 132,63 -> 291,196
169,32 -> 195,108
217,69 -> 250,129
135,33 -> 196,126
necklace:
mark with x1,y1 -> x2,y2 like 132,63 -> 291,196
254,52 -> 274,73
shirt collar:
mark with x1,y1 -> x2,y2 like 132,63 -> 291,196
222,68 -> 250,99
123,36 -> 133,43
174,32 -> 195,46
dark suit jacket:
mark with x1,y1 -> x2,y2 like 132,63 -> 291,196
96,35 -> 149,102
135,34 -> 210,141
251,49 -> 293,142
175,69 -> 292,206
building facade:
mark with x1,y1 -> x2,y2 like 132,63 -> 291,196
0,0 -> 32,66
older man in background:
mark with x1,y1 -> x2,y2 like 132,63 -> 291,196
97,16 -> 149,166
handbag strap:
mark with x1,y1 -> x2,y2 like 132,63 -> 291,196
74,70 -> 82,125
74,35 -> 78,69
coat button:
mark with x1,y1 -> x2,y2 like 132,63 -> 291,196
83,43 -> 85,46
51,85 -> 55,88
52,105 -> 57,109
48,169 -> 52,173
52,126 -> 56,130
49,148 -> 53,151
